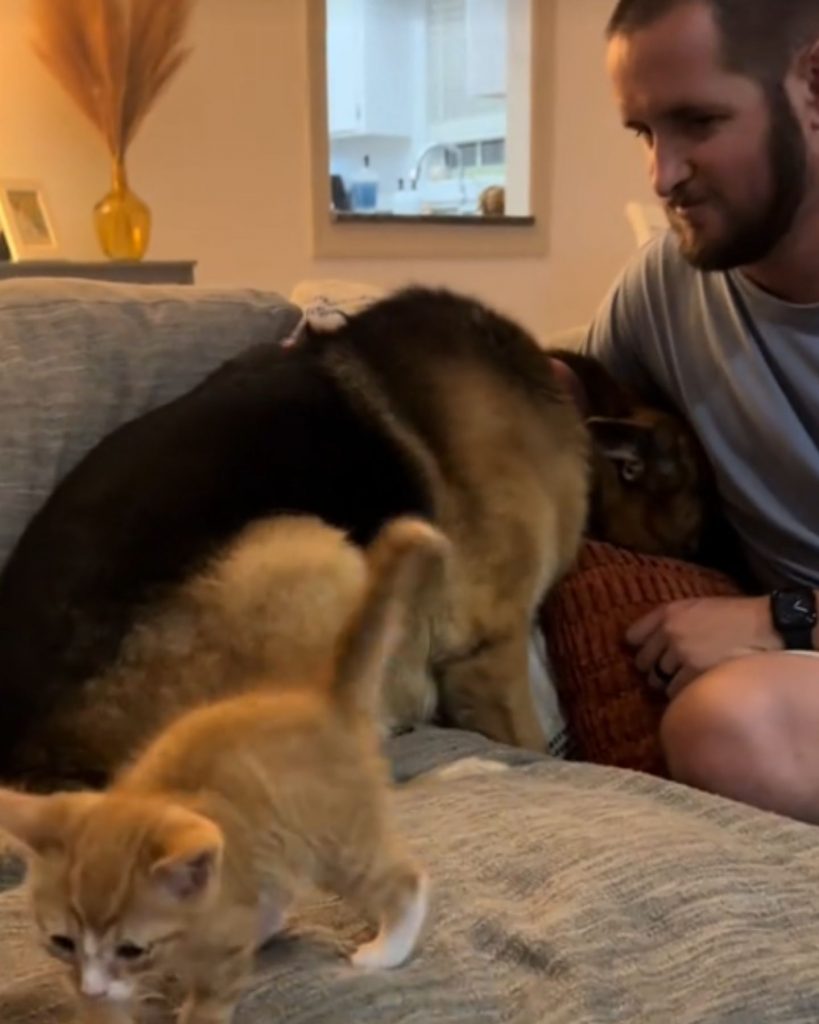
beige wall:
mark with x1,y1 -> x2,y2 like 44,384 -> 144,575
0,0 -> 655,337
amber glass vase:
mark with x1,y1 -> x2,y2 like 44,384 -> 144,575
93,157 -> 151,260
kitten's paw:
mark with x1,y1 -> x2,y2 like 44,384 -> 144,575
351,872 -> 429,970
429,756 -> 511,781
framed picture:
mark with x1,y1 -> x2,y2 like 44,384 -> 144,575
0,180 -> 60,261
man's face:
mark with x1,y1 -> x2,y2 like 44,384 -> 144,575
607,2 -> 809,270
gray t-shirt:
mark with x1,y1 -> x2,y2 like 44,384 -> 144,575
584,230 -> 819,588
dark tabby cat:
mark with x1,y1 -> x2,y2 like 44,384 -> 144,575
548,348 -> 746,576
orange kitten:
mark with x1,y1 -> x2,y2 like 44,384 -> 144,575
0,518 -> 446,1024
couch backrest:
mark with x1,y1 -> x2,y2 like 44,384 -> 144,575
0,277 -> 302,570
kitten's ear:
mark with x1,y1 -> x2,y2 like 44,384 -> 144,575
151,816 -> 224,902
0,788 -> 48,854
0,788 -> 95,857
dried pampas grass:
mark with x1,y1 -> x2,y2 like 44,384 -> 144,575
30,0 -> 194,160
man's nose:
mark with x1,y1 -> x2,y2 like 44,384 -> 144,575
649,138 -> 692,199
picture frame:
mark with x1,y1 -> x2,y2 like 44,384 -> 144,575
0,180 -> 60,261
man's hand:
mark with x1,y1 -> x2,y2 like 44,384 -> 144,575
626,595 -> 781,698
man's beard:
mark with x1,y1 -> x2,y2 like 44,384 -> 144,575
668,85 -> 808,271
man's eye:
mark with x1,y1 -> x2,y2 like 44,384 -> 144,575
49,934 -> 76,955
116,941 -> 147,960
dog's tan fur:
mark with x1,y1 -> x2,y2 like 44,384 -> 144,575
0,519 -> 443,1023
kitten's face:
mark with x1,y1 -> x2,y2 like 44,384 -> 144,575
32,856 -> 177,1003
12,793 -> 222,1005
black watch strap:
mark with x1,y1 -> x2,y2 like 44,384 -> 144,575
770,588 -> 817,651
781,625 -> 815,650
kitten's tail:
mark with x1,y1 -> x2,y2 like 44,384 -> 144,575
332,517 -> 449,718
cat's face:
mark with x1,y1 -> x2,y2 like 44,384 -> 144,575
0,790 -> 222,1004
546,350 -> 712,560
587,407 -> 708,558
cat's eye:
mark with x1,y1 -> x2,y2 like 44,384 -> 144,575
49,934 -> 76,956
115,941 -> 147,961
618,458 -> 644,484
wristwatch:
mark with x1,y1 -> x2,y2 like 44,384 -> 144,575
770,587 -> 817,650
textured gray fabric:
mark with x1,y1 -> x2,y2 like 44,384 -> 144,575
0,850 -> 22,891
0,277 -> 302,571
2,727 -> 818,1024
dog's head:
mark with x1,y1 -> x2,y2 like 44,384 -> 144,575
547,350 -> 713,560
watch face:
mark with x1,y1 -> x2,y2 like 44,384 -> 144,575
773,589 -> 818,628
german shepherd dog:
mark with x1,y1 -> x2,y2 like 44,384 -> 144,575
0,288 -> 715,787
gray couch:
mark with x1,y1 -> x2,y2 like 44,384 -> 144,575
1,278 -> 819,1024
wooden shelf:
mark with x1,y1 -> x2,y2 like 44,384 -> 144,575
0,260 -> 196,285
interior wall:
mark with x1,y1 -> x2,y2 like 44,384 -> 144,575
0,0 -> 656,338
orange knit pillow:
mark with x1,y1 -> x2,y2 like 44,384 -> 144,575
540,540 -> 744,776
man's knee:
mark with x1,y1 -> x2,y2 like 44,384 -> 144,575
659,656 -> 778,794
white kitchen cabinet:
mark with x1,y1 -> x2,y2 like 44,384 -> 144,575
465,0 -> 508,98
326,0 -> 414,138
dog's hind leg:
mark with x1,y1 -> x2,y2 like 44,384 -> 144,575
436,625 -> 546,751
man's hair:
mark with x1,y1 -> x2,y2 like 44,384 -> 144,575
606,0 -> 819,87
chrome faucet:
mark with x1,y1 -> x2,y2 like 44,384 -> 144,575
409,142 -> 467,204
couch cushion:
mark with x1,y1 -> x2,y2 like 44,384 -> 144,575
1,727 -> 819,1023
0,278 -> 302,570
